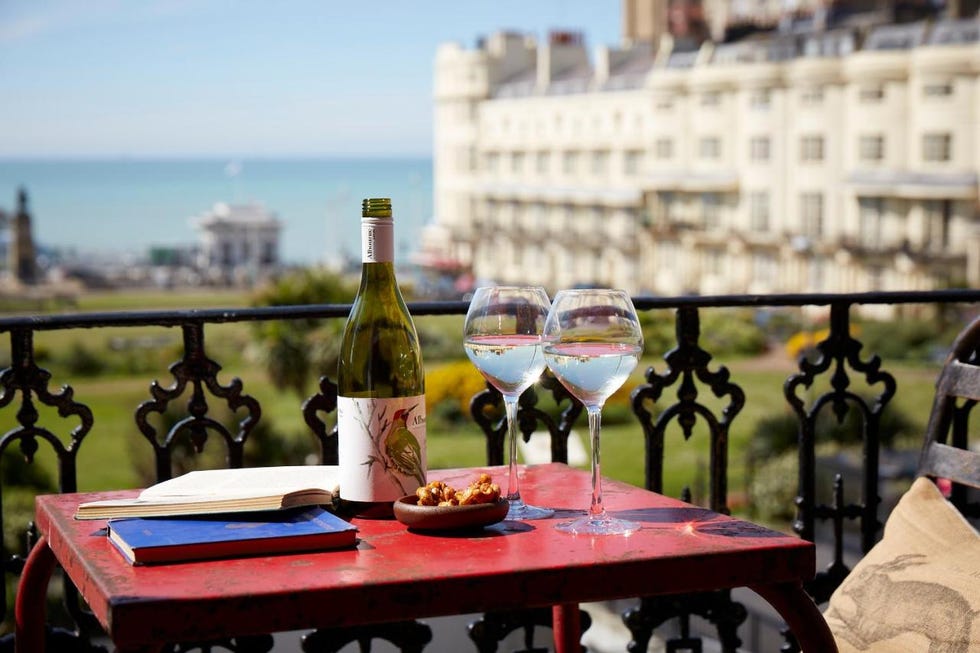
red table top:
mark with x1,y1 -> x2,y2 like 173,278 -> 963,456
36,463 -> 814,648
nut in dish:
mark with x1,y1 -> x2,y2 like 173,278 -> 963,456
415,474 -> 501,507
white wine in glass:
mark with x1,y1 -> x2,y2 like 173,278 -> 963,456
464,286 -> 554,521
544,289 -> 643,535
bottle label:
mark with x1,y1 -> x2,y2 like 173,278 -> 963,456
337,395 -> 426,502
361,217 -> 394,264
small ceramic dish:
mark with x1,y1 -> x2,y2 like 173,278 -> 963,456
392,495 -> 509,532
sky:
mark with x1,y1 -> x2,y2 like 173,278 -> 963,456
0,1 -> 622,159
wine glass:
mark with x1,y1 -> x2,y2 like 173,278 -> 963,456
543,289 -> 643,535
463,286 -> 555,521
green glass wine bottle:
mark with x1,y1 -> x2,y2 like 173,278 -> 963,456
337,198 -> 426,518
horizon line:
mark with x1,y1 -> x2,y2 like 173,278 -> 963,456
0,153 -> 435,163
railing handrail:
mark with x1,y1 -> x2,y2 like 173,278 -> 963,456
1,288 -> 977,332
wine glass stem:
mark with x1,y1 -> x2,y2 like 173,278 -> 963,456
504,395 -> 523,504
587,405 -> 605,519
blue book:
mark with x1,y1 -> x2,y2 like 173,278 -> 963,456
107,506 -> 358,565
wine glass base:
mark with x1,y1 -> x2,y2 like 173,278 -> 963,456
506,500 -> 555,521
555,515 -> 640,536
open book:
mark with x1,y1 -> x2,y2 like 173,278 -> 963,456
75,465 -> 340,520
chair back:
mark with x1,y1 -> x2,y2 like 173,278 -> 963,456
918,316 -> 980,517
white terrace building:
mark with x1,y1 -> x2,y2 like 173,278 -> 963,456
424,19 -> 980,299
193,202 -> 283,285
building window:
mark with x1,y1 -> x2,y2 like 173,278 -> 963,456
658,240 -> 679,271
562,204 -> 575,231
752,253 -> 777,283
536,151 -> 549,175
529,203 -> 546,232
699,137 -> 721,160
800,192 -> 824,238
867,265 -> 884,291
810,259 -> 827,292
704,248 -> 724,275
859,135 -> 885,162
655,138 -> 673,160
749,136 -> 770,162
749,88 -> 771,109
800,135 -> 824,163
624,150 -> 643,176
749,191 -> 770,232
261,241 -> 276,265
562,150 -> 579,175
591,150 -> 610,176
859,84 -> 885,102
656,191 -> 676,223
701,91 -> 721,107
589,207 -> 604,234
923,199 -> 952,252
511,152 -> 525,174
701,193 -> 722,229
800,86 -> 824,105
485,151 -> 500,173
922,133 -> 952,162
923,81 -> 953,97
507,201 -> 522,231
858,197 -> 884,248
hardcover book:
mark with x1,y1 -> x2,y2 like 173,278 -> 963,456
76,465 -> 340,520
107,506 -> 358,565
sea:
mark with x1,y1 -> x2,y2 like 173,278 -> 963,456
0,158 -> 434,268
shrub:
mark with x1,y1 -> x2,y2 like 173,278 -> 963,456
700,310 -> 768,357
746,398 -> 918,526
639,313 -> 676,359
748,396 -> 916,461
642,309 -> 768,360
425,360 -> 490,426
249,268 -> 357,397
1,452 -> 56,556
747,449 -> 799,523
61,342 -> 106,376
858,318 -> 962,363
785,328 -> 830,361
416,322 -> 465,362
747,412 -> 799,458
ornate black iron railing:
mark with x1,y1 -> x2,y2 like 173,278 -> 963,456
0,288 -> 977,653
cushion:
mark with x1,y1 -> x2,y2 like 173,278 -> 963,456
824,476 -> 980,652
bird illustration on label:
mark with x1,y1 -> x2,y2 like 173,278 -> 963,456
384,406 -> 425,488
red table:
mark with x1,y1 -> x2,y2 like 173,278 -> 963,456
16,463 -> 837,653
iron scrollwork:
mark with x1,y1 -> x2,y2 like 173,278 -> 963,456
301,375 -> 340,465
470,372 -> 583,466
624,306 -> 747,653
0,327 -> 101,650
784,303 -> 896,605
135,322 -> 261,481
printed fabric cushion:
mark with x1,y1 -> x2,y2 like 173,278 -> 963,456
823,476 -> 980,653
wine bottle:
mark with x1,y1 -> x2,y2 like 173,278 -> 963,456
337,198 -> 426,518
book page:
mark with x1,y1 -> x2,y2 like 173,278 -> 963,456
138,466 -> 340,500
